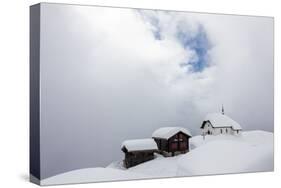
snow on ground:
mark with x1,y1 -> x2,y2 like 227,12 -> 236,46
120,153 -> 182,178
190,133 -> 242,149
41,167 -> 150,185
41,131 -> 273,185
177,132 -> 273,176
190,130 -> 273,149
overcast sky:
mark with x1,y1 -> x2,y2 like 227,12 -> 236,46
39,3 -> 273,178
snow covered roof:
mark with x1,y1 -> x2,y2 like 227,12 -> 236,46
202,113 -> 242,130
121,138 -> 158,152
152,127 -> 192,139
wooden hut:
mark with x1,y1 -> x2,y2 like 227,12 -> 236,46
152,127 -> 192,156
121,138 -> 158,168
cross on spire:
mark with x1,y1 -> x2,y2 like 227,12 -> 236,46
222,104 -> 225,115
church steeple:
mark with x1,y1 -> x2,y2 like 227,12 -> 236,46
222,104 -> 225,115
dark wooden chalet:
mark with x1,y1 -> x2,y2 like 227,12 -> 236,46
121,138 -> 158,168
152,127 -> 192,156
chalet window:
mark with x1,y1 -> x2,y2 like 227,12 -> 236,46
221,129 -> 222,134
226,129 -> 228,133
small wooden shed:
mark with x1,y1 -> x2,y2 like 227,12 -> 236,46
152,127 -> 192,156
121,138 -> 158,168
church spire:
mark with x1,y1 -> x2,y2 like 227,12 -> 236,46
222,104 -> 225,115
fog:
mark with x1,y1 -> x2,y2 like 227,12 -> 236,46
39,4 -> 273,178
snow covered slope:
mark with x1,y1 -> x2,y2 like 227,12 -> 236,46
41,131 -> 273,185
178,131 -> 273,176
41,167 -> 151,185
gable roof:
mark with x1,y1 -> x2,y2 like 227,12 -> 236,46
201,113 -> 242,130
121,138 -> 158,152
152,127 -> 192,139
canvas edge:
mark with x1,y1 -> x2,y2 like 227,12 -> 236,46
30,3 -> 41,185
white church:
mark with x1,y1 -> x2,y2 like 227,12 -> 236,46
201,106 -> 242,136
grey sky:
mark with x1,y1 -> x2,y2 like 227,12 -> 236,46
39,3 -> 273,179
